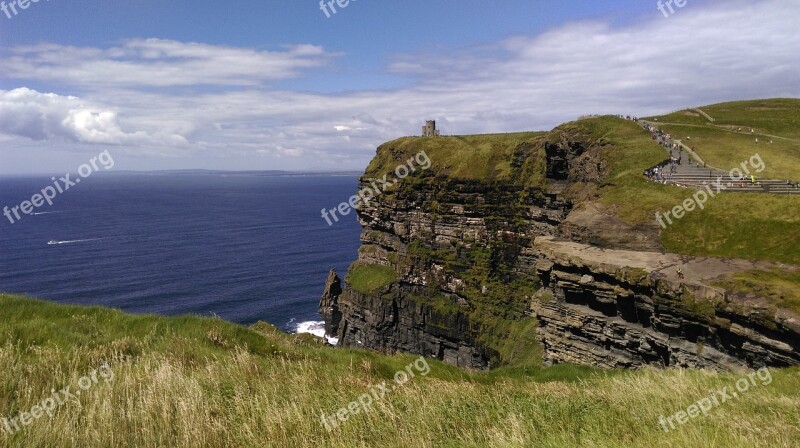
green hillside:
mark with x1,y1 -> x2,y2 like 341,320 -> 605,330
557,113 -> 800,265
644,99 -> 800,180
364,132 -> 546,184
364,103 -> 800,265
2,294 -> 799,448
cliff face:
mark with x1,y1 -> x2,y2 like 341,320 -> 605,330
532,236 -> 800,370
322,172 -> 569,368
320,124 -> 800,371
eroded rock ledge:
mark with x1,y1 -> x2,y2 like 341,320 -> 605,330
532,236 -> 800,370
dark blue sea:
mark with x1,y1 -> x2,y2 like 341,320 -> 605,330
0,173 -> 362,338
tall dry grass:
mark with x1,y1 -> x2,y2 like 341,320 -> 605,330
2,294 -> 799,447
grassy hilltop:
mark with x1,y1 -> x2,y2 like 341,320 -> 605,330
364,100 -> 800,269
581,112 -> 800,266
644,98 -> 800,180
364,131 -> 548,187
2,294 -> 800,447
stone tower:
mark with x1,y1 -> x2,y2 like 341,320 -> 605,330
421,120 -> 440,137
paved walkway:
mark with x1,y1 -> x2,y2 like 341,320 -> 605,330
691,108 -> 715,122
648,121 -> 800,144
637,120 -> 800,195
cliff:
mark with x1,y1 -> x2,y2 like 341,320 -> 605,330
532,236 -> 799,369
320,117 -> 800,370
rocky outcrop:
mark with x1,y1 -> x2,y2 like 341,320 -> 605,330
319,123 -> 800,371
332,281 -> 490,368
531,236 -> 800,370
558,201 -> 662,252
319,171 -> 570,369
319,269 -> 343,337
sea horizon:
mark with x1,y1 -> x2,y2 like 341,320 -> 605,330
0,172 -> 363,339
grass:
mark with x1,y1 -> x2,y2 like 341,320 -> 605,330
346,263 -> 398,294
644,99 -> 800,180
650,99 -> 800,138
364,132 -> 545,182
562,115 -> 800,265
494,317 -> 543,368
2,293 -> 800,447
650,124 -> 799,180
658,193 -> 800,264
406,294 -> 462,316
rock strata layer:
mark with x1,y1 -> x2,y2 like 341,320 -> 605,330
320,128 -> 800,371
532,236 -> 800,370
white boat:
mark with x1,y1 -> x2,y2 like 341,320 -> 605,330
47,240 -> 58,245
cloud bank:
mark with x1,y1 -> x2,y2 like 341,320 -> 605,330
0,0 -> 798,172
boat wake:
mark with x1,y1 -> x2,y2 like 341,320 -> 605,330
47,238 -> 103,245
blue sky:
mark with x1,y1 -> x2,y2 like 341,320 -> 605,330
0,1 -> 655,94
0,0 -> 798,173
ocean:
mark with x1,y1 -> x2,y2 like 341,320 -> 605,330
0,173 -> 362,339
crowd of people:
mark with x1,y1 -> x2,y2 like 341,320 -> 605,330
639,120 -> 682,184
644,165 -> 670,183
619,114 -> 799,192
641,122 -> 693,162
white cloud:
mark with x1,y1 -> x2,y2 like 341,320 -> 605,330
0,0 -> 798,173
0,87 -> 187,145
1,39 -> 334,88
